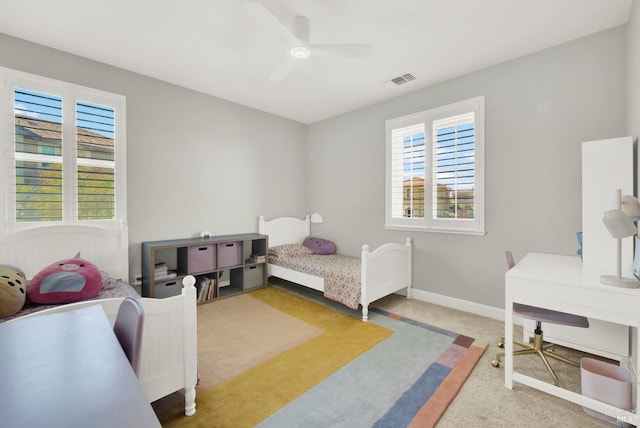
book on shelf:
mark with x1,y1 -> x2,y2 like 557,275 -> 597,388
195,274 -> 218,302
249,254 -> 266,263
154,262 -> 169,276
154,271 -> 177,281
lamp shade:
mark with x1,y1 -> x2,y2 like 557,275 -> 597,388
310,213 -> 323,224
602,209 -> 638,239
621,195 -> 640,222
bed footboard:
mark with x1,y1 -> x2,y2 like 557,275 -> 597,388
137,275 -> 198,416
360,237 -> 413,321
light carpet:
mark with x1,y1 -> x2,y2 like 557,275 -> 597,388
154,285 -> 487,427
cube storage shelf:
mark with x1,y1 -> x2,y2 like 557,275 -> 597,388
141,233 -> 268,302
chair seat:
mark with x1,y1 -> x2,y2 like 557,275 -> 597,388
514,303 -> 589,328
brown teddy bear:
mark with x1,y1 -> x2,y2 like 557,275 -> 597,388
0,264 -> 27,318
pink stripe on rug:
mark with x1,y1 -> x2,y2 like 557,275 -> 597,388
408,340 -> 487,428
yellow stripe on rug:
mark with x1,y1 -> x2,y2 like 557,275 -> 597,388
157,286 -> 392,428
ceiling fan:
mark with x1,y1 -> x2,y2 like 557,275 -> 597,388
242,0 -> 372,81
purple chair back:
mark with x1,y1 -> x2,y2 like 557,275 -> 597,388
113,297 -> 144,377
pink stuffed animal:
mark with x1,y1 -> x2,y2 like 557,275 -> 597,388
27,256 -> 102,304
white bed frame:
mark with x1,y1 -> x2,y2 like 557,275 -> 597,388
10,275 -> 198,416
258,215 -> 413,321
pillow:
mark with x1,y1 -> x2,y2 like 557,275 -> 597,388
0,264 -> 27,317
27,256 -> 102,304
100,270 -> 117,290
269,244 -> 314,258
303,237 -> 337,255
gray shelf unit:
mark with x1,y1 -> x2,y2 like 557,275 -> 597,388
141,233 -> 268,301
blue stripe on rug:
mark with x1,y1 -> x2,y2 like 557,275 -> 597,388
373,362 -> 451,428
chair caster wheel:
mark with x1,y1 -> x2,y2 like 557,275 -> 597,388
491,359 -> 500,368
497,338 -> 504,348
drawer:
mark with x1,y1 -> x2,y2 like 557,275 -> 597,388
188,245 -> 216,273
523,318 -> 629,361
244,265 -> 264,289
154,279 -> 182,299
218,241 -> 242,268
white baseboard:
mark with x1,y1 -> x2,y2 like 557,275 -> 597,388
409,288 -> 517,324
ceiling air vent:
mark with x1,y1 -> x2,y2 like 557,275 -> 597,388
390,73 -> 416,85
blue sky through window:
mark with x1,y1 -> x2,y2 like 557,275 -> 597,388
15,88 -> 115,139
435,123 -> 475,191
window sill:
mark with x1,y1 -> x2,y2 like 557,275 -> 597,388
385,224 -> 486,236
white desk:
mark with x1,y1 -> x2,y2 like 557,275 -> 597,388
0,305 -> 161,428
505,252 -> 640,425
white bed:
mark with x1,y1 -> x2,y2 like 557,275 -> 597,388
9,275 -> 198,416
1,225 -> 198,416
258,215 -> 412,321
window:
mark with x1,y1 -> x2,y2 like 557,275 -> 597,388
1,67 -> 126,234
385,96 -> 484,235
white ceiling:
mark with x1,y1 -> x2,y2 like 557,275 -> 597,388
0,0 -> 632,124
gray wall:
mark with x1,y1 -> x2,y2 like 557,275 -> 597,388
0,33 -> 308,281
307,27 -> 627,308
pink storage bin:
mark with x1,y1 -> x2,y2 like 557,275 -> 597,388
188,245 -> 216,274
218,242 -> 242,268
581,357 -> 632,427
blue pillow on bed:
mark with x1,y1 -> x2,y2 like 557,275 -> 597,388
303,237 -> 336,255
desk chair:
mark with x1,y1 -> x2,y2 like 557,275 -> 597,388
113,298 -> 145,377
491,251 -> 589,385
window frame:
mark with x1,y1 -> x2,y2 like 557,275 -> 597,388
385,96 -> 485,235
0,67 -> 127,236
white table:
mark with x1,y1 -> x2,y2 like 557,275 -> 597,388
0,305 -> 161,428
505,252 -> 640,426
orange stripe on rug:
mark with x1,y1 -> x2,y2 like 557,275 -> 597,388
408,340 -> 487,428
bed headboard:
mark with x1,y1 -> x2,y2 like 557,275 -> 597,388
258,215 -> 310,248
0,224 -> 129,281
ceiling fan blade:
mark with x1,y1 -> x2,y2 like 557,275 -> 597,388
243,0 -> 300,46
311,43 -> 373,58
269,58 -> 298,81
290,16 -> 310,45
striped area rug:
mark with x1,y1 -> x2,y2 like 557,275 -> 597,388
257,299 -> 487,428
155,285 -> 487,428
371,309 -> 487,427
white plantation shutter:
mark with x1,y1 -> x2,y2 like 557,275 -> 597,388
2,67 -> 127,233
76,100 -> 116,221
390,121 -> 425,220
432,112 -> 475,220
386,96 -> 484,235
14,89 -> 64,222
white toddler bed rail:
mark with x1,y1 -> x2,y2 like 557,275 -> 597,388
258,215 -> 412,321
10,275 -> 198,416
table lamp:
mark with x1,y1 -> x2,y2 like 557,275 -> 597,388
601,189 -> 640,288
310,213 -> 324,224
310,213 -> 323,236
